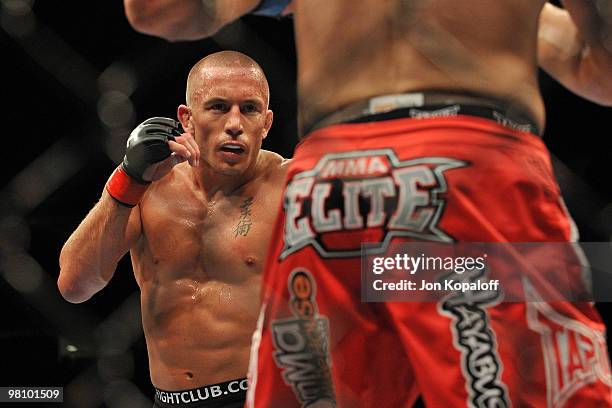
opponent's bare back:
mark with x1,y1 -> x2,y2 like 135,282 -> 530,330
294,0 -> 548,134
124,0 -> 612,135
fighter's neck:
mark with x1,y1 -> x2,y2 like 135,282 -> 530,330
191,156 -> 263,199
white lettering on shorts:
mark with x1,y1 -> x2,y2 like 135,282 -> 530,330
409,105 -> 461,119
438,267 -> 510,408
492,111 -> 533,133
525,278 -> 612,408
155,377 -> 247,406
282,150 -> 467,259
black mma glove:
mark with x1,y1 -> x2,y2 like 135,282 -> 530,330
122,117 -> 184,184
106,117 -> 183,207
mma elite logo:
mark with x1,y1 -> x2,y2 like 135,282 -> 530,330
524,278 -> 612,408
281,150 -> 467,259
438,268 -> 510,408
271,269 -> 336,407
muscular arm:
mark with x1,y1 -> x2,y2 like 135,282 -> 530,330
124,0 -> 260,41
58,117 -> 198,303
58,190 -> 142,303
538,2 -> 612,106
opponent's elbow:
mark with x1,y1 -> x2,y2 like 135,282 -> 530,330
124,0 -> 169,38
124,0 -> 218,41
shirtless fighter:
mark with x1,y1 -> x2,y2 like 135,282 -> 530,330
123,1 -> 612,407
58,51 -> 287,408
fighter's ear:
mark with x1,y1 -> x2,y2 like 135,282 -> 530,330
177,105 -> 193,133
262,109 -> 273,140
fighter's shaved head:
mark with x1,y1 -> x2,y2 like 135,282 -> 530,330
186,50 -> 270,107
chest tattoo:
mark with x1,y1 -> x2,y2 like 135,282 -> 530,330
234,197 -> 254,238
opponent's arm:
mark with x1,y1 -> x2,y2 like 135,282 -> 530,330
58,118 -> 200,303
538,1 -> 612,106
123,0 -> 260,41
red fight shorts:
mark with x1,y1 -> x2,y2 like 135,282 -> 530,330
247,114 -> 612,407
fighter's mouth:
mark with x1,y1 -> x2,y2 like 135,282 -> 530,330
220,143 -> 246,154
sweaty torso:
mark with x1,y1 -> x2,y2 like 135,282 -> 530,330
130,151 -> 286,390
294,0 -> 547,134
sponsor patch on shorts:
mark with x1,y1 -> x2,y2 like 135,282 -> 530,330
271,269 -> 336,406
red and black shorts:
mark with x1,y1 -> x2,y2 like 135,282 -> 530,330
248,106 -> 612,407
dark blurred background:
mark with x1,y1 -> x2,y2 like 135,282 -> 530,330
0,1 -> 610,407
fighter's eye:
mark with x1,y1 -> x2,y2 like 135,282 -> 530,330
210,102 -> 227,111
242,104 -> 258,113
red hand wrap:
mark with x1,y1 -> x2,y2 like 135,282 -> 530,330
105,165 -> 150,207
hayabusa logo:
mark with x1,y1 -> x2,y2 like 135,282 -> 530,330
281,150 -> 467,259
271,269 -> 336,407
438,267 -> 510,408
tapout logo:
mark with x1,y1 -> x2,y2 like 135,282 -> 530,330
525,278 -> 612,408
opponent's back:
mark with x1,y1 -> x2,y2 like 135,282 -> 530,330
294,0 -> 547,134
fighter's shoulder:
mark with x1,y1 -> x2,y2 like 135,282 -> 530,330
260,149 -> 291,180
142,163 -> 191,202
